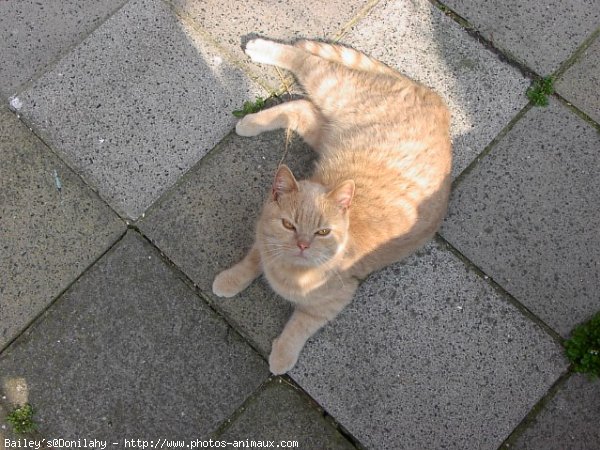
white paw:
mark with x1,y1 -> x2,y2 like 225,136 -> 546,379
268,337 -> 300,375
212,269 -> 244,298
244,38 -> 281,66
235,115 -> 261,136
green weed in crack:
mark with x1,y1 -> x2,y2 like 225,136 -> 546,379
526,76 -> 554,106
7,403 -> 37,435
565,311 -> 600,378
232,96 -> 268,117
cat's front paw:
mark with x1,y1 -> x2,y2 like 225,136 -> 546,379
269,336 -> 300,375
244,38 -> 282,66
212,268 -> 248,298
235,114 -> 261,136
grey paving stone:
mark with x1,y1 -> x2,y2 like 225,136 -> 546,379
171,0 -> 370,90
11,0 -> 262,219
217,379 -> 355,449
441,99 -> 600,337
0,401 -> 18,441
442,0 -> 600,74
0,107 -> 124,351
342,0 -> 529,177
556,35 -> 600,124
289,240 -> 567,450
140,130 -> 315,355
511,375 -> 600,450
0,232 -> 269,439
0,0 -> 126,99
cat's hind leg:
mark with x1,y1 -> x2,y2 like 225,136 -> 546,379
295,40 -> 400,78
244,38 -> 307,70
236,100 -> 322,148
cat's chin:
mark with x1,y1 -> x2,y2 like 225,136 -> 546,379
285,253 -> 330,269
286,256 -> 315,267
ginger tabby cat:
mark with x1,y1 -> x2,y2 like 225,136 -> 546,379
213,38 -> 452,374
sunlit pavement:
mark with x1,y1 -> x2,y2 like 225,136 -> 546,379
1,1 -> 598,448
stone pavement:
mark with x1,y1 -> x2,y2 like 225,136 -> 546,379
1,0 -> 598,448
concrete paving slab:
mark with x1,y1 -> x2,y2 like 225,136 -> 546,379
170,0 -> 371,91
0,232 -> 269,439
11,0 -> 262,219
217,379 -> 355,449
0,401 -> 18,442
442,0 -> 600,74
0,107 -> 124,351
0,0 -> 126,99
511,375 -> 600,450
342,0 -> 529,177
140,130 -> 315,355
556,34 -> 600,124
290,240 -> 567,450
441,99 -> 600,337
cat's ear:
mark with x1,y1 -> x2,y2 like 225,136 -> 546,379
272,165 -> 299,201
328,180 -> 355,211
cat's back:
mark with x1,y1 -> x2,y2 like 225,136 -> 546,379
312,67 -> 451,200
308,59 -> 452,274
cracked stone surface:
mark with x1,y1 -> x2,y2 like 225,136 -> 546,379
0,107 -> 125,350
556,34 -> 600,124
0,0 -> 127,99
11,0 -> 262,219
441,99 -> 600,337
217,379 -> 355,449
442,0 -> 600,74
170,0 -> 371,91
289,240 -> 567,449
511,375 -> 600,450
0,232 -> 268,439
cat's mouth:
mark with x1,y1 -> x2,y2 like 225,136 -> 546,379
291,250 -> 315,266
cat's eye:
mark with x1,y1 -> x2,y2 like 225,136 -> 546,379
315,228 -> 331,236
281,219 -> 296,230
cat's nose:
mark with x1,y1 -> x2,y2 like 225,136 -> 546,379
297,241 -> 310,251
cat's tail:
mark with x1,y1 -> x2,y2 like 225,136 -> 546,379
295,40 -> 401,78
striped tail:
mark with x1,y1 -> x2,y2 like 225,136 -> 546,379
294,40 -> 400,78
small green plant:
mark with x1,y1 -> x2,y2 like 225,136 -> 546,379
6,403 -> 37,434
232,96 -> 266,117
526,76 -> 554,106
565,311 -> 600,378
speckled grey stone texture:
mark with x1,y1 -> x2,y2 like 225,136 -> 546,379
140,130 -> 315,355
556,34 -> 600,124
441,99 -> 600,337
0,107 -> 124,351
11,0 -> 262,219
442,0 -> 600,74
341,0 -> 529,177
290,240 -> 567,450
217,379 -> 355,449
0,401 -> 19,440
0,232 -> 268,439
0,0 -> 126,99
170,0 -> 370,91
511,375 -> 600,450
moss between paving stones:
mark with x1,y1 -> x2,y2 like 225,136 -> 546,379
565,311 -> 600,378
6,403 -> 37,435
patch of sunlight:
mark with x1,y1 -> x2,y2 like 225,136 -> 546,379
2,377 -> 29,405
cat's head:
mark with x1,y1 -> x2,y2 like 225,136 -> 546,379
258,165 -> 354,268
